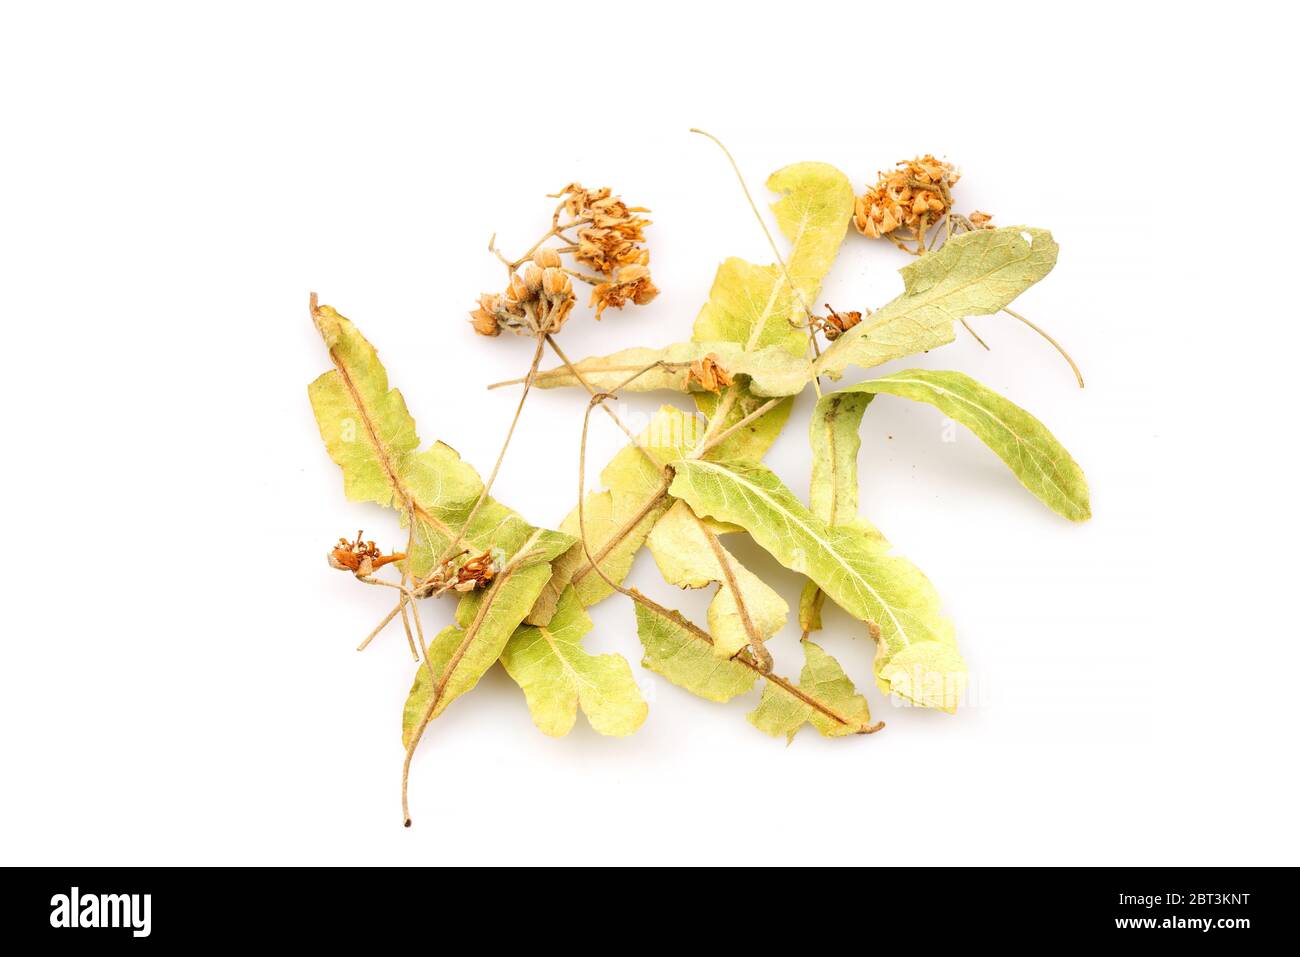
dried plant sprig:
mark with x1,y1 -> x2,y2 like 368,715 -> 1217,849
474,183 -> 659,335
307,138 -> 1093,827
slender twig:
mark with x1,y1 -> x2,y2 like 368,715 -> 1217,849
544,334 -> 668,477
357,601 -> 404,651
1003,307 -> 1085,388
960,318 -> 991,351
434,332 -> 547,566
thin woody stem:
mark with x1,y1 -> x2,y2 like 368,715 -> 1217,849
357,601 -> 403,651
544,333 -> 668,477
561,267 -> 606,286
435,332 -> 547,567
1003,307 -> 1085,388
960,318 -> 992,351
486,361 -> 693,391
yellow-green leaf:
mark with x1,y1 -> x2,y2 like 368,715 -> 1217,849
308,304 -> 420,509
826,370 -> 1090,521
527,490 -> 668,626
747,641 -> 875,742
601,405 -> 704,499
500,586 -> 647,737
816,227 -> 1059,379
635,600 -> 756,702
645,500 -> 788,659
668,459 -> 965,711
307,303 -> 536,577
801,386 -> 886,634
693,162 -> 854,355
401,527 -> 572,745
694,379 -> 793,464
634,600 -> 881,735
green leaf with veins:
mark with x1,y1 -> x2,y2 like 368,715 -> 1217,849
694,380 -> 793,463
815,227 -> 1059,379
645,500 -> 788,659
500,586 -> 647,737
823,370 -> 1090,521
308,304 -> 538,578
634,600 -> 879,735
401,527 -> 573,745
527,489 -> 668,626
801,386 -> 887,633
668,459 -> 965,712
693,162 -> 854,354
747,641 -> 874,742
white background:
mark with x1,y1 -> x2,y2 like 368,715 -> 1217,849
2,1 -> 1296,866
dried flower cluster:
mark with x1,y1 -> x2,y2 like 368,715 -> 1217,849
853,155 -> 960,240
469,248 -> 576,337
469,183 -> 658,336
556,183 -> 652,275
415,548 -> 502,598
328,530 -> 404,576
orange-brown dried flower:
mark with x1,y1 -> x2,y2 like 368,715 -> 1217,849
417,548 -> 502,597
853,155 -> 960,239
968,210 -> 995,229
452,551 -> 498,592
538,266 -> 575,332
817,304 -> 862,342
575,227 -> 647,274
328,530 -> 405,576
468,289 -> 529,337
686,353 -> 734,393
590,264 -> 659,319
552,182 -> 652,275
469,293 -> 505,337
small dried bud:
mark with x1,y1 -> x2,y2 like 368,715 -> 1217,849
468,293 -> 504,337
866,620 -> 882,641
542,266 -> 571,299
523,264 -> 545,294
968,210 -> 994,228
686,354 -> 734,393
506,273 -> 532,305
532,247 -> 562,269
